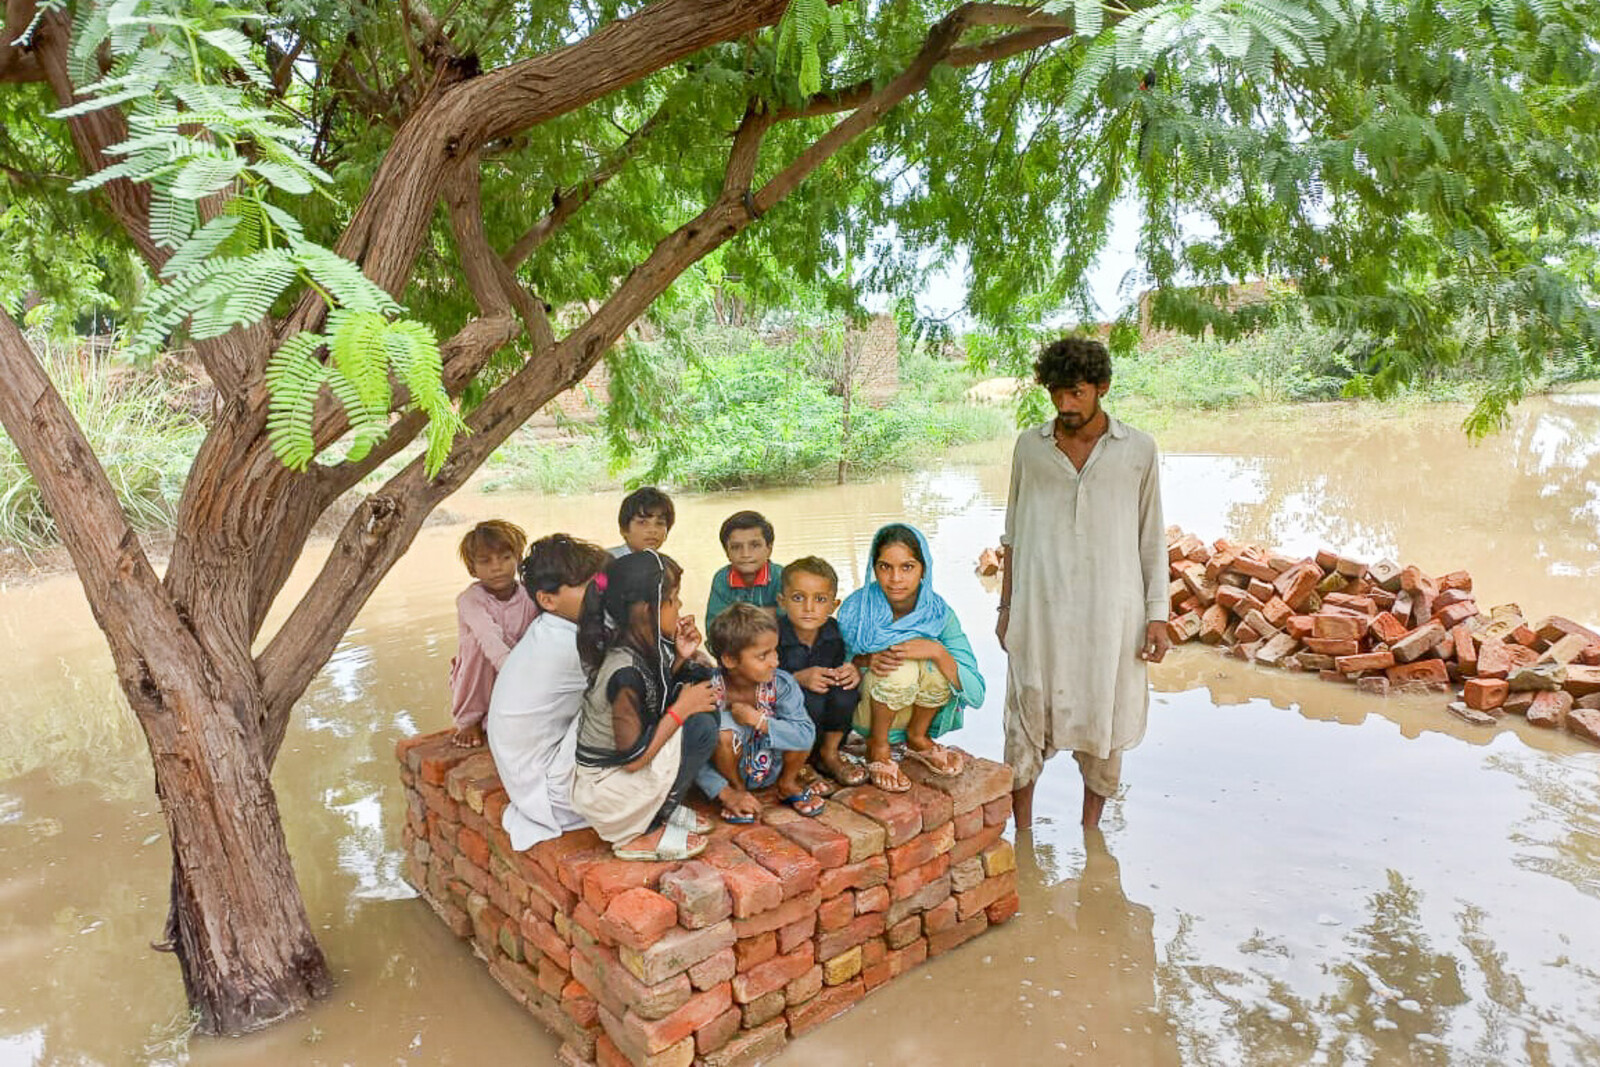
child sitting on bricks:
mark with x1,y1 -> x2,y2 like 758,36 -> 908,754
450,519 -> 538,748
777,556 -> 867,788
696,603 -> 823,822
705,510 -> 783,623
609,486 -> 675,558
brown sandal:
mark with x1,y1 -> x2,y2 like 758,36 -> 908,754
865,759 -> 911,793
904,743 -> 963,778
819,755 -> 868,788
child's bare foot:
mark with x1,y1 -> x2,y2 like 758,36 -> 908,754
614,825 -> 706,861
453,723 -> 486,748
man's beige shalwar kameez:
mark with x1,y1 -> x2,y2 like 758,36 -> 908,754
1001,416 -> 1167,792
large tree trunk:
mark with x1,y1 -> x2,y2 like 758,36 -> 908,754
0,311 -> 332,1034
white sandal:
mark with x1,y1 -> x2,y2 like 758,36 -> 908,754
668,806 -> 714,835
613,820 -> 706,862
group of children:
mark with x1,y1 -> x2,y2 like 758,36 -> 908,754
447,487 -> 985,862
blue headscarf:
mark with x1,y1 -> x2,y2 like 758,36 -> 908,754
838,523 -> 950,654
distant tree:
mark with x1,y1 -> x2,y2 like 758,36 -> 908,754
0,0 -> 1595,1036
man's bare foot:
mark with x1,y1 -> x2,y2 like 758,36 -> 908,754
453,723 -> 485,748
1012,782 -> 1036,832
1081,786 -> 1107,828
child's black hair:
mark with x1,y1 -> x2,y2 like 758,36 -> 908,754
1033,336 -> 1113,390
617,486 -> 675,531
871,524 -> 925,569
521,534 -> 610,598
709,602 -> 779,663
781,555 -> 839,595
576,550 -> 683,679
718,509 -> 774,549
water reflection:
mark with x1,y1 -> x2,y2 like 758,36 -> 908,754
4,398 -> 1600,1064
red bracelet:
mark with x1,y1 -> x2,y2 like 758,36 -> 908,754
667,707 -> 684,727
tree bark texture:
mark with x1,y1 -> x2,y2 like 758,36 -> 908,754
0,311 -> 332,1034
3,0 -> 1069,1034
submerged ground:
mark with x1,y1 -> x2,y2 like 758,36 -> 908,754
3,396 -> 1599,1065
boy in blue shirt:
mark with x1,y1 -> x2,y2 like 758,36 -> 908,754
777,556 -> 866,787
705,510 -> 782,622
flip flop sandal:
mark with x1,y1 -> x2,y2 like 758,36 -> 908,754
904,744 -> 963,778
865,759 -> 911,793
613,821 -> 706,862
668,806 -> 714,835
822,756 -> 868,787
779,786 -> 826,818
719,807 -> 757,825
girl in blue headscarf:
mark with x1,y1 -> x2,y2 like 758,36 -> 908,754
839,523 -> 985,792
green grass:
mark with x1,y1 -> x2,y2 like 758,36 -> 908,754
0,339 -> 203,555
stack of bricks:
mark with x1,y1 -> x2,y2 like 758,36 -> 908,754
1161,527 -> 1600,747
396,731 -> 1018,1066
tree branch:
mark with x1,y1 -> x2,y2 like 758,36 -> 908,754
252,1 -> 1071,747
442,157 -> 553,350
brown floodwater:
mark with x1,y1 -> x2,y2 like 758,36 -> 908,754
3,395 -> 1600,1066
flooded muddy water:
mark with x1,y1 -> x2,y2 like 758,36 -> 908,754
4,395 -> 1600,1065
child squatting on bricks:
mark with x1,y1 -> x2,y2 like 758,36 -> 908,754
695,602 -> 825,822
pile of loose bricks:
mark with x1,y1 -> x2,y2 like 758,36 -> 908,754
1161,527 -> 1600,747
396,731 -> 1019,1066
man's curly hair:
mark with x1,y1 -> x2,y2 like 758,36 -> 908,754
1033,336 -> 1112,390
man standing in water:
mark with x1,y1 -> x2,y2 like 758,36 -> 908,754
997,337 -> 1169,829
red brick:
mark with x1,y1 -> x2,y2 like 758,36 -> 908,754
733,825 -> 822,898
885,915 -> 921,949
1386,659 -> 1451,689
731,942 -> 815,1004
701,840 -> 783,918
839,787 -> 923,847
657,860 -> 732,930
890,853 -> 950,902
1368,612 -> 1409,644
618,919 -> 736,987
786,976 -> 865,1037
1166,611 -> 1202,644
1391,620 -> 1449,663
760,806 -> 850,868
570,941 -> 692,1022
1313,613 -> 1365,641
813,802 -> 887,862
886,821 -> 956,877
1564,665 -> 1600,697
953,805 -> 984,839
498,916 -> 524,963
785,963 -> 824,1005
1527,690 -> 1573,729
1453,624 -> 1479,674
982,794 -> 1014,827
922,897 -> 958,934
562,979 -> 600,1029
530,827 -> 609,883
734,932 -> 776,973
601,887 -> 679,952
695,1005 -> 741,1057
928,911 -> 989,956
986,892 -> 1021,925
856,884 -> 890,914
1273,562 -> 1321,611
609,981 -> 732,1057
594,1034 -> 631,1067
1198,604 -> 1230,644
818,892 -> 855,932
815,911 -> 886,961
860,938 -> 887,969
730,888 -> 822,940
700,1018 -> 786,1067
907,781 -> 955,831
1477,640 -> 1514,679
1434,601 -> 1479,630
1569,708 -> 1600,745
1512,624 -> 1539,647
817,854 -> 888,898
571,899 -> 610,945
1261,596 -> 1293,629
1463,677 -> 1509,711
416,736 -> 474,786
1303,637 -> 1359,656
900,754 -> 1013,815
457,825 -> 491,871
950,822 -> 1006,866
741,989 -> 785,1028
1335,651 -> 1394,672
687,946 -> 736,991
537,952 -> 570,997
583,857 -> 671,916
776,913 -> 816,956
955,871 -> 1018,921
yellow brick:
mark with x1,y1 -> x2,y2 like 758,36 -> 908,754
821,945 -> 862,986
980,841 -> 1016,878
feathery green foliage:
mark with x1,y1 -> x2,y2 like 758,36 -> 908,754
53,0 -> 463,474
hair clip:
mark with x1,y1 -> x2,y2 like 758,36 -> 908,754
593,573 -> 609,592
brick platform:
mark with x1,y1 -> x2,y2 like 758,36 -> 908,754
396,731 -> 1018,1066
